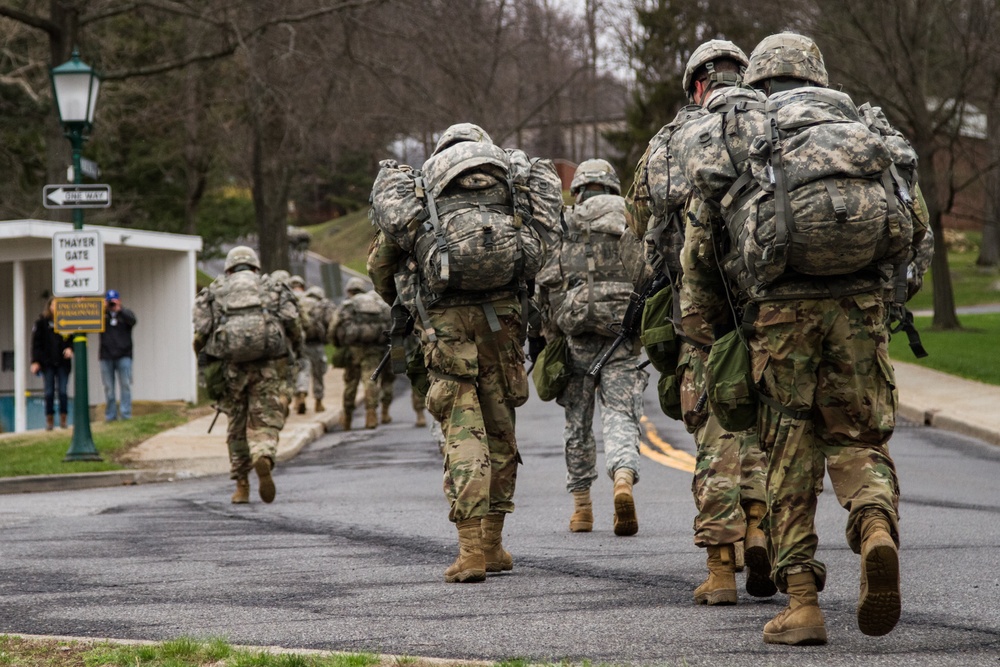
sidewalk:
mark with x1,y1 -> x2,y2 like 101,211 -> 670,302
2,359 -> 1000,494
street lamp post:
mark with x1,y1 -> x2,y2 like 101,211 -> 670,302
50,49 -> 103,462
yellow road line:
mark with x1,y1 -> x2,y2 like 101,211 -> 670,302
639,415 -> 696,473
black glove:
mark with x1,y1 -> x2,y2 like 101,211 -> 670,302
527,335 -> 547,363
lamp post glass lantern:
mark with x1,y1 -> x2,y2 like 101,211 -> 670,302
50,48 -> 102,462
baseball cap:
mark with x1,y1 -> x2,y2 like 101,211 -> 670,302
106,289 -> 120,301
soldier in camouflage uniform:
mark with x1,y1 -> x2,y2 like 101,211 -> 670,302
268,269 -> 302,414
329,276 -> 390,430
193,246 -> 301,504
673,33 -> 925,645
625,40 -> 774,603
368,122 -> 560,584
296,284 -> 335,413
536,159 -> 647,536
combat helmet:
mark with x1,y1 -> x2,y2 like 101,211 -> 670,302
682,39 -> 749,101
225,245 -> 260,272
290,275 -> 306,289
344,276 -> 368,294
570,158 -> 621,199
745,32 -> 828,88
270,269 -> 290,285
306,285 -> 326,299
432,123 -> 493,156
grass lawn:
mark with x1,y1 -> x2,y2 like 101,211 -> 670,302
889,312 -> 1000,386
303,208 -> 376,276
0,405 -> 193,478
905,230 -> 1000,312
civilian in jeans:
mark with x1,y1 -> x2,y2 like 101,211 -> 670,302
100,289 -> 137,421
30,297 -> 73,430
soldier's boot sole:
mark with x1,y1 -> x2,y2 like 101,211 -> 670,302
763,606 -> 828,646
443,564 -> 486,583
744,542 -> 778,598
693,587 -> 738,605
613,486 -> 638,536
255,458 -> 276,504
569,510 -> 594,533
857,535 -> 901,636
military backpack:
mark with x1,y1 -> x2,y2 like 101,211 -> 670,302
204,271 -> 287,363
333,291 -> 390,346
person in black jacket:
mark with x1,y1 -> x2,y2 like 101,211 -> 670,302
30,297 -> 73,430
99,289 -> 137,421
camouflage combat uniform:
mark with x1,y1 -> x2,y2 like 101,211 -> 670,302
193,272 -> 301,480
538,193 -> 647,493
628,92 -> 768,549
329,288 -> 391,419
673,83 -> 923,594
296,287 -> 335,404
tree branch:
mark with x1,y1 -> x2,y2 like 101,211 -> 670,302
0,5 -> 57,34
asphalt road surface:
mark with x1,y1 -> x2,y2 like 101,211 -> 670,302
2,378 -> 999,666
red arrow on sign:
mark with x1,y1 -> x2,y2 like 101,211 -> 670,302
62,265 -> 94,274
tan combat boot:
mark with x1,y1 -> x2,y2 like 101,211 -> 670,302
253,456 -> 276,503
744,501 -> 777,598
569,488 -> 594,532
231,477 -> 250,504
295,392 -> 307,415
612,468 -> 638,536
693,544 -> 738,605
444,518 -> 486,583
481,513 -> 513,573
315,399 -> 325,413
414,409 -> 427,427
857,509 -> 901,636
341,410 -> 352,431
381,404 -> 392,424
365,407 -> 378,429
45,414 -> 54,431
763,571 -> 828,645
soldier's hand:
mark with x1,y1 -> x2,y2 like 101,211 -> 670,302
527,335 -> 547,363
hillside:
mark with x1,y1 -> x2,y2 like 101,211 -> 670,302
302,207 -> 377,274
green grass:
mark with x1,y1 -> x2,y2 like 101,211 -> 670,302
0,636 -> 444,667
906,230 -> 1000,312
302,208 -> 377,275
889,312 -> 1000,385
0,406 -> 190,477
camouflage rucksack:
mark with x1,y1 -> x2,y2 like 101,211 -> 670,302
721,87 -> 914,286
303,292 -> 334,342
205,271 -> 287,363
333,291 -> 390,346
552,194 -> 634,337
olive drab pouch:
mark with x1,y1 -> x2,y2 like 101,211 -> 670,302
206,270 -> 287,363
201,358 -> 226,402
657,371 -> 682,420
329,345 -> 348,369
531,335 -> 571,402
706,328 -> 757,432
722,88 -> 913,287
639,285 -> 678,374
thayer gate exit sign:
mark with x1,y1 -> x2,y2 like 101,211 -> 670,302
52,230 -> 105,297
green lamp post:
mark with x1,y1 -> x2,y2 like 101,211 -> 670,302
50,49 -> 103,462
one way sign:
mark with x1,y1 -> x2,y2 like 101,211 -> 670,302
43,184 -> 112,209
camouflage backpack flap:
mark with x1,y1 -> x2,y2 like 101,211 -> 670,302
304,295 -> 334,342
646,104 -> 708,221
336,291 -> 391,346
206,271 -> 287,363
553,195 -> 633,337
414,142 -> 545,294
370,161 -> 426,252
724,87 -> 912,285
507,149 -> 564,238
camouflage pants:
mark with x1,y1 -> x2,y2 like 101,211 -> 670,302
557,335 -> 647,492
751,294 -> 900,592
379,368 -> 395,409
420,300 -> 528,523
296,343 -> 327,400
678,341 -> 767,547
342,345 -> 385,414
222,358 -> 289,479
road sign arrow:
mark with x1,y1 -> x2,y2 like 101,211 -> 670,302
46,187 -> 68,206
61,265 -> 94,275
57,318 -> 102,328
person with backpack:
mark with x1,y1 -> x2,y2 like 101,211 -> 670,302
193,246 -> 302,504
328,277 -> 391,430
626,40 -> 775,606
30,297 -> 73,430
673,32 -> 927,645
535,159 -> 647,537
293,283 -> 335,414
368,122 -> 563,583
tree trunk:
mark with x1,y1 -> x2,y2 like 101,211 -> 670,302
916,144 -> 962,330
252,113 -> 290,274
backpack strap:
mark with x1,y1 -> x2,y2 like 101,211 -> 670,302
583,216 -> 597,324
416,176 -> 449,284
764,101 -> 794,274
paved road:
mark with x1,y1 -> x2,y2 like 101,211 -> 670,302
2,380 -> 999,666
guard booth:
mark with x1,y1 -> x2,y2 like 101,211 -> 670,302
0,220 -> 202,432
